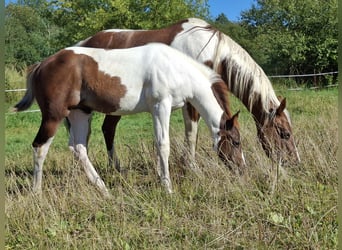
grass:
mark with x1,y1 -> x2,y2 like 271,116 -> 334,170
5,76 -> 338,249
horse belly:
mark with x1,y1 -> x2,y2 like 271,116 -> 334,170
108,95 -> 149,115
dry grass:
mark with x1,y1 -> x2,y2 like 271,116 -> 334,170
5,87 -> 337,249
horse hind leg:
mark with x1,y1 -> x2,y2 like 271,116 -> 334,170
32,119 -> 61,194
66,110 -> 93,154
102,115 -> 122,172
64,117 -> 76,154
68,110 -> 110,197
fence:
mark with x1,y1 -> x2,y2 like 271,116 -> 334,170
268,71 -> 338,78
5,71 -> 339,115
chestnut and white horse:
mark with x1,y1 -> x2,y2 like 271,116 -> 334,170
70,17 -> 300,169
14,43 -> 245,195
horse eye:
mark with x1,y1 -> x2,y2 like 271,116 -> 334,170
276,125 -> 290,140
232,140 -> 240,147
280,131 -> 291,140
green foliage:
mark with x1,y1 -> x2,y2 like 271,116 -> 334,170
211,14 -> 254,54
5,66 -> 26,103
5,2 -> 61,68
240,0 -> 338,81
5,0 -> 209,64
48,0 -> 209,47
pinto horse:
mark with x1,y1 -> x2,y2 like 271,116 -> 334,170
69,17 -> 300,169
14,43 -> 245,195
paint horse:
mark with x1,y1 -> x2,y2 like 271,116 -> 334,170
14,43 -> 245,195
69,17 -> 300,169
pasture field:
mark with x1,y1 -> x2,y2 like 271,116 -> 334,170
5,79 -> 337,249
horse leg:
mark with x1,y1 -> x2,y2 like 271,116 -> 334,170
102,115 -> 121,172
182,103 -> 200,168
151,100 -> 172,193
32,118 -> 61,194
64,117 -> 76,154
66,110 -> 93,153
68,110 -> 110,197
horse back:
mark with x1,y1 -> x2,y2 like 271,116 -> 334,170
78,20 -> 187,49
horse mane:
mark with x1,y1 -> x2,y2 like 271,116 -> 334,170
212,30 -> 280,114
181,18 -> 218,60
181,18 -> 280,115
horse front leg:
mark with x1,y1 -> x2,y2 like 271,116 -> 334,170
102,115 -> 121,172
32,118 -> 61,194
68,110 -> 110,197
151,100 -> 172,193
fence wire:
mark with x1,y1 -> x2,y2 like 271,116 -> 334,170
5,71 -> 338,115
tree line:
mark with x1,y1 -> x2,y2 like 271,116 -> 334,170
5,0 -> 338,85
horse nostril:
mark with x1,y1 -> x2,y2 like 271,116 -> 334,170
285,133 -> 290,140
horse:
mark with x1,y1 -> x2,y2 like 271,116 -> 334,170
68,17 -> 300,169
14,43 -> 245,196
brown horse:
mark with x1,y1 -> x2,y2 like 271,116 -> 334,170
67,17 -> 300,169
14,43 -> 245,195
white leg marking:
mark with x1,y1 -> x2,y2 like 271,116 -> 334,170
74,144 -> 109,196
32,137 -> 54,193
68,110 -> 93,153
152,100 -> 172,193
68,110 -> 110,197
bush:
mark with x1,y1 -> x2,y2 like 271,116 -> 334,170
5,65 -> 26,104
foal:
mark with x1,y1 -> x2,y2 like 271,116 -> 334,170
14,43 -> 245,195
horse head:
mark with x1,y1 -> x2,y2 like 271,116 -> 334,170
217,111 -> 246,172
258,97 -> 300,166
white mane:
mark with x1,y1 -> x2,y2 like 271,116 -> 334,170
213,32 -> 280,114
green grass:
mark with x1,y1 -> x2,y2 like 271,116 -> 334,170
5,85 -> 338,249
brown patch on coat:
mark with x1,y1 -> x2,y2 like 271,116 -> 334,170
33,50 -> 127,120
204,60 -> 213,69
81,19 -> 187,49
210,80 -> 231,119
186,103 -> 200,122
78,54 -> 127,114
216,59 -> 228,84
31,50 -> 128,146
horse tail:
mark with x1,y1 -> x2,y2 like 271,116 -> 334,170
13,63 -> 40,112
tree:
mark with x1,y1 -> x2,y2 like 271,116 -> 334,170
240,0 -> 337,84
211,13 -> 255,56
5,0 -> 209,66
48,0 -> 209,48
5,2 -> 61,68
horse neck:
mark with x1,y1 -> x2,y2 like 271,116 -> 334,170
213,34 -> 280,127
190,77 -> 229,136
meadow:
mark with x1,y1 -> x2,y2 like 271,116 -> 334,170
5,68 -> 338,249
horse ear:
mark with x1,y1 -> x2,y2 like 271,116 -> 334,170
276,98 -> 286,115
225,110 -> 240,130
232,110 -> 240,122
